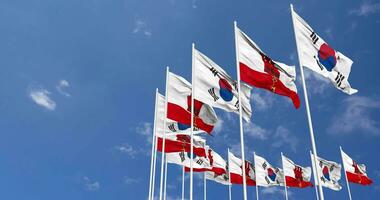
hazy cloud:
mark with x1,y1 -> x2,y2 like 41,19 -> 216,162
56,79 -> 71,97
136,122 -> 153,143
124,177 -> 141,184
244,123 -> 269,140
114,143 -> 138,158
350,1 -> 380,16
328,96 -> 380,135
29,88 -> 56,111
272,126 -> 299,152
83,176 -> 100,191
133,19 -> 152,37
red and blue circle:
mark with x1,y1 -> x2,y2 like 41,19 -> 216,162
317,43 -> 337,71
218,79 -> 234,102
322,166 -> 331,181
267,168 -> 277,182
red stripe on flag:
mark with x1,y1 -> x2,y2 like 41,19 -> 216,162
167,102 -> 214,134
156,137 -> 206,157
239,62 -> 300,109
230,173 -> 256,186
346,172 -> 373,185
184,167 -> 226,175
285,176 -> 313,188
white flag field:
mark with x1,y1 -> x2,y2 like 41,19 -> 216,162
311,153 -> 342,191
292,9 -> 357,95
255,154 -> 284,187
193,48 -> 252,121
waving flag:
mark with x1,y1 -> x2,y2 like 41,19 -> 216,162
235,26 -> 300,109
167,72 -> 218,134
311,153 -> 342,191
282,155 -> 313,188
341,148 -> 373,185
255,154 -> 284,187
155,92 -> 203,137
206,170 -> 230,185
156,134 -> 207,157
185,148 -> 227,175
193,48 -> 252,121
166,150 -> 211,170
229,151 -> 256,186
291,9 -> 357,95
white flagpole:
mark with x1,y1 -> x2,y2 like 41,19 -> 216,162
164,158 -> 168,200
234,20 -> 248,200
228,148 -> 232,200
204,173 -> 207,200
159,67 -> 170,200
151,132 -> 158,200
290,4 -> 324,200
310,151 -> 320,200
254,152 -> 259,200
149,88 -> 159,200
190,43 -> 195,200
182,166 -> 185,200
340,146 -> 353,200
281,153 -> 289,200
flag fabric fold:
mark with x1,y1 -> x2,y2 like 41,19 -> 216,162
193,48 -> 252,122
282,155 -> 313,188
341,149 -> 373,185
291,9 -> 357,95
167,72 -> 218,134
255,154 -> 284,187
229,152 -> 256,186
156,134 -> 207,157
311,153 -> 342,191
235,27 -> 300,109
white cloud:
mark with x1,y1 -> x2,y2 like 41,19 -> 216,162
272,126 -> 298,152
191,0 -> 198,9
328,96 -> 380,135
251,91 -> 274,111
124,177 -> 141,184
261,187 -> 292,198
83,176 -> 100,191
136,122 -> 153,143
56,79 -> 71,97
350,1 -> 380,16
244,122 -> 269,140
114,143 -> 138,158
29,88 -> 56,111
133,19 -> 152,37
300,68 -> 330,95
324,28 -> 334,40
213,118 -> 224,134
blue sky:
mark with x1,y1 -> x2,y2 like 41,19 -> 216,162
0,0 -> 379,199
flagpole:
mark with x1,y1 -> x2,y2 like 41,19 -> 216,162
310,151 -> 320,200
190,43 -> 195,200
182,166 -> 185,200
254,152 -> 259,200
290,4 -> 324,200
149,88 -> 159,200
152,132 -> 158,200
234,20 -> 248,200
164,158 -> 168,200
340,146 -> 353,200
281,153 -> 289,200
228,148 -> 232,200
159,67 -> 170,200
204,173 -> 207,200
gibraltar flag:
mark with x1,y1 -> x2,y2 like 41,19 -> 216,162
154,92 -> 203,137
193,48 -> 252,122
341,148 -> 373,185
206,170 -> 230,185
282,155 -> 313,188
156,134 -> 207,157
291,8 -> 357,95
255,154 -> 284,187
229,151 -> 256,186
235,26 -> 300,109
167,72 -> 218,134
311,153 -> 342,191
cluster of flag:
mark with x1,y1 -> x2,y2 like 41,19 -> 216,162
148,5 -> 372,200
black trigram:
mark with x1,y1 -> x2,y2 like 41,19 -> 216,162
196,159 -> 204,165
310,32 -> 319,44
168,124 -> 177,132
265,176 -> 271,184
335,72 -> 345,88
208,88 -> 219,101
262,162 -> 267,170
209,67 -> 219,76
179,151 -> 186,162
234,100 -> 239,110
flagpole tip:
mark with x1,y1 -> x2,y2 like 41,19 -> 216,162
156,88 -> 158,92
